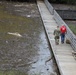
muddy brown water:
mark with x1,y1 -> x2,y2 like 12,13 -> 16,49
0,1 -> 59,75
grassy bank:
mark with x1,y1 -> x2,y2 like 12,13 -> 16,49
68,25 -> 76,35
0,70 -> 27,75
0,70 -> 41,75
64,21 -> 76,35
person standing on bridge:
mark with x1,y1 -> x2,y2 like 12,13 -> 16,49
60,25 -> 67,44
53,25 -> 60,45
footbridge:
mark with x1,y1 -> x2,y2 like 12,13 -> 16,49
37,0 -> 76,75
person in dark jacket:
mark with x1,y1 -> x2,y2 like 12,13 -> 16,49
53,26 -> 60,45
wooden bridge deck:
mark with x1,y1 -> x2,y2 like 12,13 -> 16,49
37,1 -> 76,75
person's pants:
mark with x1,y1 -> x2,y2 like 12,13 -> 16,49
61,33 -> 65,43
55,36 -> 59,44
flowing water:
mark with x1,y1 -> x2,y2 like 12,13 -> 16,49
0,1 -> 59,75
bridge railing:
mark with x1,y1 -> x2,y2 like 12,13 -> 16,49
44,0 -> 54,15
44,0 -> 76,51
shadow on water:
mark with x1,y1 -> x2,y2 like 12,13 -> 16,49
0,1 -> 59,75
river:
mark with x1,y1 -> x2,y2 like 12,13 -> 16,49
0,1 -> 59,75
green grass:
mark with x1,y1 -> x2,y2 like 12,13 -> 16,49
0,70 -> 28,75
0,70 -> 41,75
68,24 -> 76,35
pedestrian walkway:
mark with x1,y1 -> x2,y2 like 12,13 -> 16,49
37,1 -> 76,75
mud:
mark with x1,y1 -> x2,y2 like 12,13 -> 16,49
0,1 -> 59,75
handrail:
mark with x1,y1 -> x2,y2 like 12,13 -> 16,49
44,0 -> 54,15
44,0 -> 76,51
